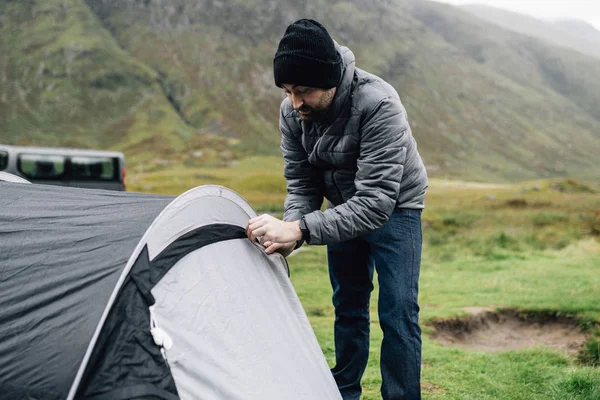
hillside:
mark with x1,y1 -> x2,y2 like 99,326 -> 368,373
1,0 -> 600,182
462,4 -> 600,60
0,1 -> 184,156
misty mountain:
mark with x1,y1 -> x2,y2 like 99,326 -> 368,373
462,4 -> 600,60
552,18 -> 600,45
1,0 -> 599,182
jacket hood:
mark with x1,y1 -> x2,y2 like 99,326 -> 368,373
325,42 -> 356,123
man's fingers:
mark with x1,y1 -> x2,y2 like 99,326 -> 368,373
248,215 -> 262,225
265,242 -> 283,255
247,221 -> 265,242
252,226 -> 268,238
247,214 -> 286,244
250,230 -> 269,243
249,214 -> 271,225
247,219 -> 268,233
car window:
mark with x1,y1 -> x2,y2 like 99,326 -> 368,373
18,154 -> 66,179
0,151 -> 7,171
70,156 -> 117,181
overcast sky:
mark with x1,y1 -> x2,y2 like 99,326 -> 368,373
431,0 -> 600,30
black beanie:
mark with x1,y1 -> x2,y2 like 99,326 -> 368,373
273,19 -> 342,89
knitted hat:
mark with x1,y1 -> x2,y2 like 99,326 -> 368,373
273,19 -> 342,89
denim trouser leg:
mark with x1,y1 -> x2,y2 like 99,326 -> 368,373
366,209 -> 422,400
328,209 -> 422,400
328,237 -> 374,400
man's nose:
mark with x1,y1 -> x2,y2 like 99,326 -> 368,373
291,94 -> 303,110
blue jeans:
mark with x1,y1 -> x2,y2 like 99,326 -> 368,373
328,209 -> 422,400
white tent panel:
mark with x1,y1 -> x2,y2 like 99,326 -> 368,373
146,185 -> 257,260
0,171 -> 31,183
151,238 -> 341,400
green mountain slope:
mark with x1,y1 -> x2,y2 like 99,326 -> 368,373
0,0 -> 211,162
1,0 -> 599,182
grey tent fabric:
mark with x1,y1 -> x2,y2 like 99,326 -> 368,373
0,183 -> 173,399
152,240 -> 341,399
0,183 -> 341,400
144,186 -> 341,399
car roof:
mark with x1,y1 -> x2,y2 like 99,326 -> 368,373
0,144 -> 124,158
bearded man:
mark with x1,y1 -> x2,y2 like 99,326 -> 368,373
246,19 -> 428,400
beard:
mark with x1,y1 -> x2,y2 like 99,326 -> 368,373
296,88 -> 336,121
297,105 -> 328,121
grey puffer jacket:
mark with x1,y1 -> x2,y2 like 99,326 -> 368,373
280,44 -> 428,245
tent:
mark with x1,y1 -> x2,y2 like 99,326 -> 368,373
0,171 -> 31,184
0,182 -> 342,400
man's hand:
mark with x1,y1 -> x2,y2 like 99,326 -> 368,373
246,214 -> 302,247
262,240 -> 297,257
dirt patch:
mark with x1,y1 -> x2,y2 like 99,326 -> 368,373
421,381 -> 443,394
429,308 -> 590,354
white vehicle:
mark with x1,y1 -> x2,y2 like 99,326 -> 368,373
0,145 -> 126,191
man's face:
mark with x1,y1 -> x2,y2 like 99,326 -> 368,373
282,84 -> 337,121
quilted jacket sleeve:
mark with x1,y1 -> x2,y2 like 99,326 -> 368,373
303,97 -> 408,245
280,107 -> 324,223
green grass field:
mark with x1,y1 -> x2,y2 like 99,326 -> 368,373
133,158 -> 600,399
291,181 -> 600,399
292,242 -> 600,400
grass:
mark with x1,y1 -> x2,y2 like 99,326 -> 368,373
290,242 -> 600,399
290,179 -> 600,399
132,160 -> 600,399
127,155 -> 287,211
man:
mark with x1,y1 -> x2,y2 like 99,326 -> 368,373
246,19 -> 428,400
